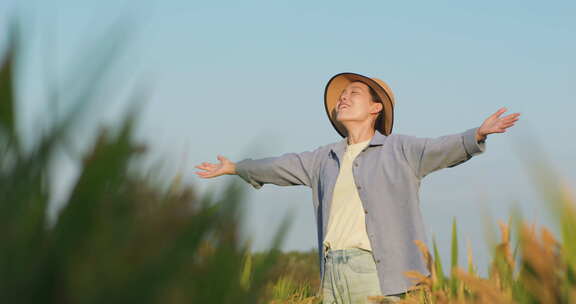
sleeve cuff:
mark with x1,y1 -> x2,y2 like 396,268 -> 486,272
235,159 -> 263,189
462,127 -> 486,157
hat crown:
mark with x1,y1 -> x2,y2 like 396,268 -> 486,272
370,78 -> 395,105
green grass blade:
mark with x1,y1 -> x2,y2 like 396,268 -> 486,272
432,235 -> 445,290
450,217 -> 459,297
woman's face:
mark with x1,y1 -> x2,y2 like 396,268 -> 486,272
335,81 -> 382,125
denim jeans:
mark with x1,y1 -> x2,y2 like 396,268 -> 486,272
321,248 -> 404,304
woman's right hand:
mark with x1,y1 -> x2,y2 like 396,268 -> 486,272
194,155 -> 236,178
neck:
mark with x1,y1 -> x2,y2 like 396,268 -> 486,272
345,123 -> 375,145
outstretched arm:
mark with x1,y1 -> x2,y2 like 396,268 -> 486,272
194,149 -> 322,189
402,107 -> 520,179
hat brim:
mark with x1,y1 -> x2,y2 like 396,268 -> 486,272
324,72 -> 395,138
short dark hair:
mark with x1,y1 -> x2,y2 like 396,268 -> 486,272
351,80 -> 384,130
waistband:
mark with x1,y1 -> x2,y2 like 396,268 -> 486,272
325,247 -> 372,260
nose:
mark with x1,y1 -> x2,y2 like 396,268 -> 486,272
338,93 -> 349,105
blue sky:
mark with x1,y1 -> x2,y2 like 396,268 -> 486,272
1,0 -> 575,276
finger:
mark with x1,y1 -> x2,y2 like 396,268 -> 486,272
502,113 -> 519,119
194,165 -> 208,171
196,163 -> 211,169
500,118 -> 519,125
195,171 -> 215,178
497,123 -> 513,130
502,113 -> 520,120
499,117 -> 519,125
195,164 -> 214,171
501,119 -> 518,125
194,169 -> 212,176
492,107 -> 507,118
194,171 -> 207,177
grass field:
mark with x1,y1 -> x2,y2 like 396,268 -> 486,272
1,20 -> 575,303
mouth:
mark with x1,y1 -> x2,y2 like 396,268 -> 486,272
338,104 -> 350,110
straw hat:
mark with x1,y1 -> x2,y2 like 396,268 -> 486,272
324,72 -> 395,137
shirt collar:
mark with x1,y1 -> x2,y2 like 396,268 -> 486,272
330,129 -> 388,157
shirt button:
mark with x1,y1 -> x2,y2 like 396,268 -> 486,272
376,259 -> 381,263
357,185 -> 361,190
354,162 -> 358,167
364,209 -> 368,214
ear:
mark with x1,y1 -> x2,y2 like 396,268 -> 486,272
370,102 -> 383,115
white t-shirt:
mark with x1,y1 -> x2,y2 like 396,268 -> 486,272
323,138 -> 372,251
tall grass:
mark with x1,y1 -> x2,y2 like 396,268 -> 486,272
0,20 -> 289,304
392,157 -> 576,303
250,250 -> 322,303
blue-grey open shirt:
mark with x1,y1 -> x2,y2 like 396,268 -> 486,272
235,127 -> 486,295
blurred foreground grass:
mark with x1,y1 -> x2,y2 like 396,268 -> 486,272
0,21 -> 295,304
2,18 -> 576,304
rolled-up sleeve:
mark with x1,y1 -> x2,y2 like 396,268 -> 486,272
235,148 -> 322,189
401,127 -> 486,179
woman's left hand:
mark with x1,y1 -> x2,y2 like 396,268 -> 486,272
476,107 -> 521,141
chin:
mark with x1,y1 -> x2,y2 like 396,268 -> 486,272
336,115 -> 352,123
